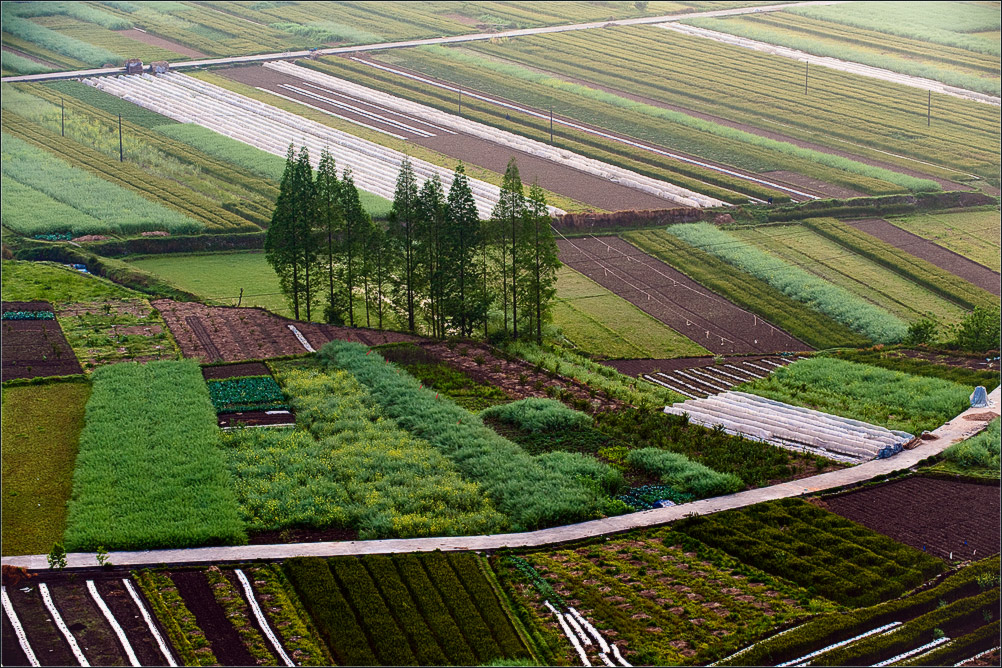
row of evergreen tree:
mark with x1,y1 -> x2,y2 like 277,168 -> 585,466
265,145 -> 560,342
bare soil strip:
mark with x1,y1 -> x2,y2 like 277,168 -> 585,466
557,236 -> 808,354
846,218 -> 1001,296
1,319 -> 83,382
4,585 -> 76,667
201,362 -> 271,380
93,579 -> 168,667
156,300 -> 420,363
222,65 -> 679,212
822,476 -> 1001,561
113,28 -> 207,59
169,570 -> 256,666
47,581 -> 126,666
1,602 -> 31,667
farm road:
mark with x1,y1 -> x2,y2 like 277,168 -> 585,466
2,2 -> 846,84
556,236 -> 808,354
5,389 -> 995,571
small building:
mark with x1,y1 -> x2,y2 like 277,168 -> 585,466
150,61 -> 170,74
125,58 -> 143,74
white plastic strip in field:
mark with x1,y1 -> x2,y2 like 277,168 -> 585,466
39,583 -> 89,666
86,581 -> 141,666
776,621 -> 902,666
123,578 -> 178,666
955,646 -> 1001,667
545,600 -> 591,666
235,569 -> 295,667
874,636 -> 950,666
259,87 -> 410,140
609,642 -> 632,667
287,325 -> 315,352
569,607 -> 610,654
267,61 -> 729,208
2,586 -> 41,666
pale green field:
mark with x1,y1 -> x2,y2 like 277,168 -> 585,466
554,266 -> 709,359
729,224 -> 970,326
889,209 -> 1001,273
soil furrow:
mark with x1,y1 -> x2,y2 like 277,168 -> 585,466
169,570 -> 256,667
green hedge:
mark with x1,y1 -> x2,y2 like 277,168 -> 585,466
480,398 -> 591,433
626,448 -> 745,498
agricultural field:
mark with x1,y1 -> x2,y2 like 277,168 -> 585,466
742,356 -> 976,435
553,265 -> 710,359
1,301 -> 82,382
727,220 -> 990,327
887,208 -> 1002,274
1,380 -> 90,556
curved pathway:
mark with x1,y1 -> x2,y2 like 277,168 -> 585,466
3,387 -> 996,570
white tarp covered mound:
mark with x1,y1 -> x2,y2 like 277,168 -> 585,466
265,60 -> 727,209
665,390 -> 913,464
85,72 -> 560,219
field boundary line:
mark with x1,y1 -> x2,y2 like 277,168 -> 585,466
3,387 -> 997,570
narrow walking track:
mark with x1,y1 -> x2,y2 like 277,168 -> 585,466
3,387 -> 997,570
2,2 -> 844,84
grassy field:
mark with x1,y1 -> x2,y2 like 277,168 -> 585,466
729,224 -> 970,326
1,260 -> 140,303
128,251 -> 289,315
1,380 -> 91,556
554,266 -> 709,359
888,209 -> 1002,272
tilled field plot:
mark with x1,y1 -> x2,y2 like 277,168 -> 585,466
155,299 -> 420,362
604,354 -> 804,398
1,303 -> 82,382
557,237 -> 808,354
222,65 -> 678,212
823,476 -> 1001,561
202,361 -> 295,428
847,218 -> 1001,296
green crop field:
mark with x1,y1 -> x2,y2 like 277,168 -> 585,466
554,266 -> 709,359
1,259 -> 140,304
128,251 -> 289,316
453,25 -> 999,182
1,380 -> 91,556
729,224 -> 970,326
889,209 -> 1002,272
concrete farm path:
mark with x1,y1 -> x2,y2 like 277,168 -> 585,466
4,387 -> 997,571
2,2 -> 846,84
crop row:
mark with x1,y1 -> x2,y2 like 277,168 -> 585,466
223,362 -> 505,537
682,14 -> 999,96
1,49 -> 53,75
381,44 -> 922,196
1,14 -> 120,66
285,553 -> 531,666
63,360 -> 245,550
828,347 -> 1001,388
801,217 -> 999,312
134,569 -> 217,666
1,129 -> 206,236
504,534 -> 817,666
31,13 -> 180,63
1,309 -> 55,320
322,341 -> 627,529
462,27 -> 998,179
377,343 -> 512,411
662,223 -> 909,342
721,555 -> 1000,665
744,356 -> 974,435
12,82 -> 279,228
673,498 -> 945,608
308,55 -> 777,204
622,230 -> 868,349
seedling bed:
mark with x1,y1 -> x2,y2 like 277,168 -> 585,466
156,299 -> 420,362
202,361 -> 295,428
821,476 -> 1001,561
1,302 -> 82,382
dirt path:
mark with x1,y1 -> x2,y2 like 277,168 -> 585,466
846,218 -> 1001,296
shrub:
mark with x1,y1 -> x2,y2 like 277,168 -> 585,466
941,419 -> 1000,472
626,448 -> 744,498
480,398 -> 591,432
953,306 -> 1001,353
321,341 -> 623,530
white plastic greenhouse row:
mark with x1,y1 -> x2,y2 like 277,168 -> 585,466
664,391 -> 913,462
265,60 -> 728,209
86,72 -> 558,219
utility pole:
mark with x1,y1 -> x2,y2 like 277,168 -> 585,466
927,90 -> 931,127
549,105 -> 553,144
458,88 -> 462,115
804,60 -> 808,95
60,98 -> 64,136
118,114 -> 123,162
